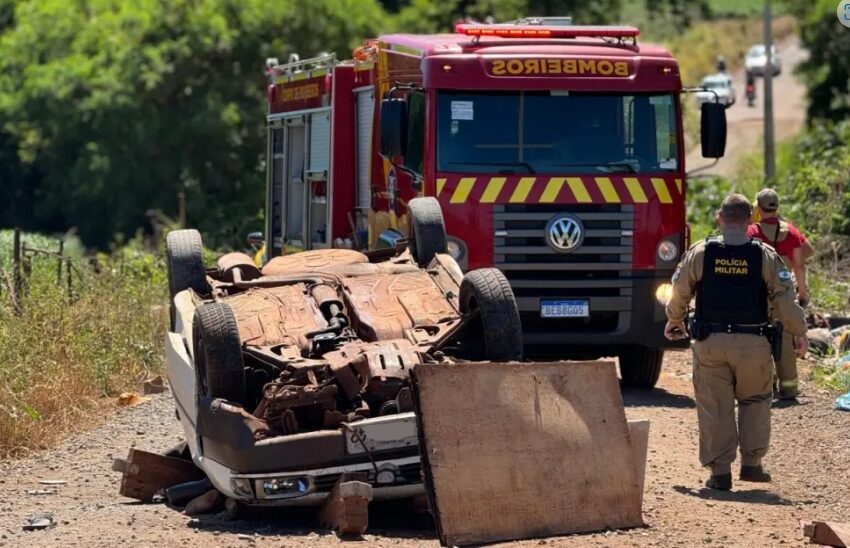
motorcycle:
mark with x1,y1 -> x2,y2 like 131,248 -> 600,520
745,70 -> 756,107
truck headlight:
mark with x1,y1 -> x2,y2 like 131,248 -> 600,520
446,237 -> 466,261
657,240 -> 679,262
655,283 -> 673,306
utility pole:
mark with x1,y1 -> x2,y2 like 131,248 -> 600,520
763,0 -> 776,183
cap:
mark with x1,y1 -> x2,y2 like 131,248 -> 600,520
756,188 -> 779,212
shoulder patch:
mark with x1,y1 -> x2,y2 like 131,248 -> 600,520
778,269 -> 792,282
672,264 -> 682,283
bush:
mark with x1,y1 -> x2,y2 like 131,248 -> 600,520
0,231 -> 167,456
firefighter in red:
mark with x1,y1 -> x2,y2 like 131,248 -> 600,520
747,188 -> 813,400
665,194 -> 807,490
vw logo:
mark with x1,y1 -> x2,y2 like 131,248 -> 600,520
545,215 -> 584,253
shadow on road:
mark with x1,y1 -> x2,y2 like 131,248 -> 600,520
184,500 -> 437,541
622,387 -> 695,409
672,485 -> 812,506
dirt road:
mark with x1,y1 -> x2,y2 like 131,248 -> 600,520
685,36 -> 808,178
1,351 -> 848,547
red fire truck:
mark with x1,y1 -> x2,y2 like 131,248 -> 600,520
260,19 -> 727,388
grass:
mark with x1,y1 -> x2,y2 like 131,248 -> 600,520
0,231 -> 167,457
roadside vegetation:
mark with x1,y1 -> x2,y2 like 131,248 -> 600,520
0,232 -> 167,456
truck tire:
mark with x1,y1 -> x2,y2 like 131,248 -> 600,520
460,268 -> 523,361
192,302 -> 246,405
166,229 -> 208,329
620,347 -> 664,389
408,197 -> 447,267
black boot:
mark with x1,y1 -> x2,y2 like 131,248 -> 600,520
740,465 -> 772,482
705,473 -> 732,490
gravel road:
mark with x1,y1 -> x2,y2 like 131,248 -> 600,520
685,35 -> 808,178
1,351 -> 848,548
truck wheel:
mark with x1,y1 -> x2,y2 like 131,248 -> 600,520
408,197 -> 447,267
192,302 -> 246,405
166,229 -> 208,329
619,347 -> 664,389
460,268 -> 523,361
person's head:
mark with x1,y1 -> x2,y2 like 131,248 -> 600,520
716,193 -> 753,230
755,188 -> 780,218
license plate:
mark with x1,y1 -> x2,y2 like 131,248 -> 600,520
540,300 -> 589,318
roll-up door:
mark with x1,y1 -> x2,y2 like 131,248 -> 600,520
355,88 -> 374,210
308,110 -> 331,173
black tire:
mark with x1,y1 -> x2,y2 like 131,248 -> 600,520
619,347 -> 664,389
166,229 -> 208,329
192,302 -> 246,405
459,268 -> 523,361
408,197 -> 447,267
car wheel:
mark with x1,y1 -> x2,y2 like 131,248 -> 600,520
166,229 -> 208,329
408,197 -> 447,267
459,268 -> 523,361
192,302 -> 246,405
619,346 -> 664,389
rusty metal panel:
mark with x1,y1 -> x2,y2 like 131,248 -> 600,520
344,272 -> 454,341
262,249 -> 368,276
226,285 -> 326,351
413,360 -> 643,546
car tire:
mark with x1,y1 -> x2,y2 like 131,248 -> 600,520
166,229 -> 208,329
460,268 -> 523,361
620,346 -> 664,389
192,302 -> 246,405
408,197 -> 447,267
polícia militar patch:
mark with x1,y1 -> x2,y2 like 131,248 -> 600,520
778,269 -> 791,281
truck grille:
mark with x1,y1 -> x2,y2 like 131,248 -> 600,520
493,204 -> 633,333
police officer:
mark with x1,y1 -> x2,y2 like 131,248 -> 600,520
748,188 -> 814,400
664,194 -> 807,491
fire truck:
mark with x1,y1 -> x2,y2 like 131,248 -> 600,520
260,19 -> 727,388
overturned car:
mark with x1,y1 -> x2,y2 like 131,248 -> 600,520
165,198 -> 523,506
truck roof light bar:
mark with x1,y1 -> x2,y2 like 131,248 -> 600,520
455,23 -> 640,42
267,53 -> 337,76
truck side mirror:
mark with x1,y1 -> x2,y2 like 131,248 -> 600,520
700,102 -> 727,159
380,98 -> 407,157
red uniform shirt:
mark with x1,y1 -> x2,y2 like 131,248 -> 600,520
747,217 -> 806,259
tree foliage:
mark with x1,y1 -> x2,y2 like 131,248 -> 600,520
789,0 -> 850,122
0,0 -> 385,248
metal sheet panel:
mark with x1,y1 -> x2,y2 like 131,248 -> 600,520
355,88 -> 374,209
308,110 -> 331,173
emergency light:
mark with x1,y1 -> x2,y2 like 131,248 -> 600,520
455,23 -> 640,40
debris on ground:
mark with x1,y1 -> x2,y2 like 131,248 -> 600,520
802,520 -> 850,547
836,392 -> 850,412
117,392 -> 151,407
184,489 -> 223,516
165,478 -> 213,507
112,448 -> 204,502
142,375 -> 167,395
23,513 -> 55,531
37,479 -> 66,486
316,474 -> 373,535
26,489 -> 56,495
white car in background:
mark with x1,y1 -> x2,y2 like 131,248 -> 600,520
745,44 -> 781,76
696,73 -> 736,107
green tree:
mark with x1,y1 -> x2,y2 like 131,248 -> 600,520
790,0 -> 850,121
0,0 -> 387,248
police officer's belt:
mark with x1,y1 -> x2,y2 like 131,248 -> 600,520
701,322 -> 771,336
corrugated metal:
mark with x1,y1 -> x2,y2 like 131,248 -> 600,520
308,110 -> 330,173
355,88 -> 374,209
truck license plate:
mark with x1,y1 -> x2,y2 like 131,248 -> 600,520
540,300 -> 589,318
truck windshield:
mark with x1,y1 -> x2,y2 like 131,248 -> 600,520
437,91 -> 680,174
